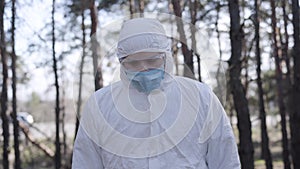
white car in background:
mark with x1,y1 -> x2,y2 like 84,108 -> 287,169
17,112 -> 34,125
0,112 -> 34,125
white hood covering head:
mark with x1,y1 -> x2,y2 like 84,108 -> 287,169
116,18 -> 174,87
117,18 -> 171,59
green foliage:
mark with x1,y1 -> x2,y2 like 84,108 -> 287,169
28,92 -> 41,107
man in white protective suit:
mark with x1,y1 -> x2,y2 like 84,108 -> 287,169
72,17 -> 241,169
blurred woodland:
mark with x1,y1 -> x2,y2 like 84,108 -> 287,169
0,0 -> 300,169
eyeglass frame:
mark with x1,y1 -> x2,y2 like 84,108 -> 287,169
119,53 -> 166,72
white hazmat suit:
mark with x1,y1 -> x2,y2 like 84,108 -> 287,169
72,18 -> 241,169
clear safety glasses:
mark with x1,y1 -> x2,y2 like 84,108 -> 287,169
120,53 -> 165,71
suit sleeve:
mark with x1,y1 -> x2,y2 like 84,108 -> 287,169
72,125 -> 104,169
205,93 -> 241,169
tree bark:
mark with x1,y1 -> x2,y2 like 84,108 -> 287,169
188,0 -> 200,81
52,0 -> 61,168
254,0 -> 273,168
0,0 -> 10,168
280,0 -> 293,125
129,0 -> 135,18
61,80 -> 67,156
11,0 -> 21,168
138,0 -> 144,17
171,0 -> 194,77
75,9 -> 86,139
291,0 -> 300,168
168,1 -> 179,75
215,2 -> 224,100
281,1 -> 293,148
228,0 -> 254,169
281,0 -> 291,79
270,1 -> 291,169
89,0 -> 103,91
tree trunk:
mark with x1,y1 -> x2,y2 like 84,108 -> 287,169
290,0 -> 300,168
168,1 -> 179,75
129,0 -> 135,18
11,0 -> 21,168
52,0 -> 61,168
89,0 -> 103,91
215,2 -> 222,61
228,1 -> 254,169
281,0 -> 291,80
171,0 -> 194,77
215,2 -> 225,101
138,0 -> 144,17
188,0 -> 200,81
270,1 -> 291,169
0,0 -> 10,168
75,9 -> 86,139
254,0 -> 273,168
281,1 -> 293,148
61,81 -> 67,156
172,39 -> 179,75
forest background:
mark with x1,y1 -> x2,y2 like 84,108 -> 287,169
0,0 -> 300,169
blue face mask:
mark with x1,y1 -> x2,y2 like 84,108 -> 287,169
125,68 -> 165,93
